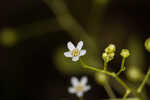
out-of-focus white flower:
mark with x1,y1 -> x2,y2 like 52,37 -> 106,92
64,41 -> 86,62
68,76 -> 91,97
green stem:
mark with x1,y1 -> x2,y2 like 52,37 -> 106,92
79,59 -> 130,91
137,68 -> 150,93
122,90 -> 130,100
121,58 -> 126,69
104,61 -> 108,71
79,59 -> 145,100
104,81 -> 116,98
117,58 -> 126,76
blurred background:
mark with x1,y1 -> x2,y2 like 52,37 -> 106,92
0,0 -> 150,100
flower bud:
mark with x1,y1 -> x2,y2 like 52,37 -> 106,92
145,38 -> 150,52
102,52 -> 109,62
105,44 -> 116,53
120,49 -> 130,58
109,52 -> 115,59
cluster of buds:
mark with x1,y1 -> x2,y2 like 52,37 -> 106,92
102,44 -> 116,63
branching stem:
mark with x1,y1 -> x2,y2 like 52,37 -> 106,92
80,59 -> 130,91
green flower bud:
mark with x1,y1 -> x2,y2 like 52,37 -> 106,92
105,44 -> 116,53
120,49 -> 130,58
145,38 -> 150,52
102,52 -> 109,62
109,52 -> 115,59
102,52 -> 115,62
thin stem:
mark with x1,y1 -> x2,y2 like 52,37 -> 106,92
79,59 -> 146,100
116,69 -> 123,76
79,59 -> 130,91
104,81 -> 116,98
137,68 -> 150,93
114,76 -> 130,91
117,58 -> 126,76
122,90 -> 131,100
104,61 -> 108,71
121,58 -> 126,69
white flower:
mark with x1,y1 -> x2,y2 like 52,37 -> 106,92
68,76 -> 91,97
64,41 -> 86,62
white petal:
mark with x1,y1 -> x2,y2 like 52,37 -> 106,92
80,50 -> 86,56
76,92 -> 83,97
68,87 -> 76,94
64,51 -> 72,57
84,85 -> 91,92
77,41 -> 83,50
72,56 -> 79,62
67,41 -> 75,51
81,76 -> 88,85
71,77 -> 79,86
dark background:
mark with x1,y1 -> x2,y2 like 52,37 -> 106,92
0,0 -> 150,100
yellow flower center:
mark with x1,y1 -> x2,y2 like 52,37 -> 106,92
75,84 -> 84,92
72,49 -> 80,56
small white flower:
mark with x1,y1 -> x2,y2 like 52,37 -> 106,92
68,76 -> 91,97
64,41 -> 86,62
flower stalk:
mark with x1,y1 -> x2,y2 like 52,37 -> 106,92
79,59 -> 130,91
117,58 -> 126,76
137,68 -> 150,93
104,61 -> 108,71
123,90 -> 131,100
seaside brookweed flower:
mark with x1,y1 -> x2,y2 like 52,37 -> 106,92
64,41 -> 86,62
68,76 -> 91,97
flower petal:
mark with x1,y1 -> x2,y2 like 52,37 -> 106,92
72,56 -> 79,62
81,76 -> 88,85
68,87 -> 76,94
76,92 -> 83,97
64,51 -> 72,57
80,50 -> 86,56
77,41 -> 83,50
71,77 -> 79,86
67,41 -> 75,51
84,85 -> 91,92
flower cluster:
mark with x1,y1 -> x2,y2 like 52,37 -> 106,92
102,44 -> 116,63
64,41 -> 132,99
